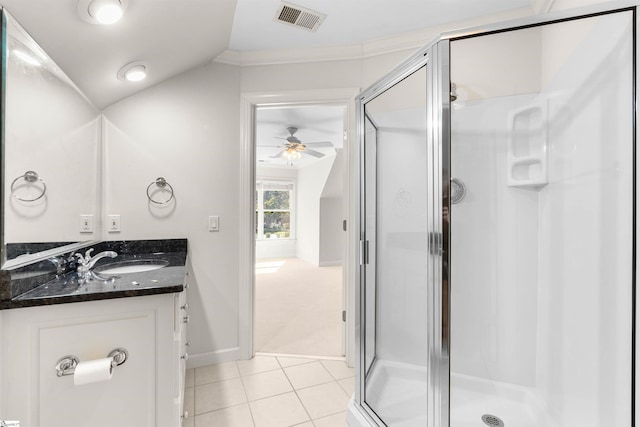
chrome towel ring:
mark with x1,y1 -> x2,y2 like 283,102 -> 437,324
147,177 -> 174,204
11,170 -> 47,202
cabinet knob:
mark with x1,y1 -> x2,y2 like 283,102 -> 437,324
184,282 -> 190,289
182,410 -> 189,419
181,352 -> 189,360
183,315 -> 190,324
186,341 -> 191,347
181,303 -> 189,310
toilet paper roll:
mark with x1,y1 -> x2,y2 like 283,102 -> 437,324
73,357 -> 114,386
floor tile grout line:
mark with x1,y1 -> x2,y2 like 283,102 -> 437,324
188,356 -> 353,425
193,360 -> 241,387
311,408 -> 350,423
190,401 -> 253,420
281,360 -> 315,424
292,378 -> 340,392
257,351 -> 346,362
237,369 -> 258,427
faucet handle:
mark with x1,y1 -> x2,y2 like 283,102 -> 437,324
84,248 -> 94,260
74,252 -> 90,266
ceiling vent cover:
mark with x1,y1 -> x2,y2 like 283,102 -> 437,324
274,2 -> 326,32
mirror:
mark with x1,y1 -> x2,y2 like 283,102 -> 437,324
1,10 -> 102,268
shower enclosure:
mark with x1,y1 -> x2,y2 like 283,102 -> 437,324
350,3 -> 636,427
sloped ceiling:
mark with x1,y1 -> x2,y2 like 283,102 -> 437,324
0,0 -> 536,109
1,0 -> 238,109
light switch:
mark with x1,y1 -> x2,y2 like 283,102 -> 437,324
108,215 -> 121,233
208,215 -> 219,232
79,214 -> 94,233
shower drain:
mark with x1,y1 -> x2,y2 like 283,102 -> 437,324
481,414 -> 505,427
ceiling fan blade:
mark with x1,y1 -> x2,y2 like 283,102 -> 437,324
270,150 -> 286,158
304,141 -> 333,148
304,148 -> 325,158
257,142 -> 283,147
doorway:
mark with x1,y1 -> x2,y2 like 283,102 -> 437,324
254,104 -> 347,358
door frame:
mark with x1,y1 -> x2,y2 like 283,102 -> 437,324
239,88 -> 360,365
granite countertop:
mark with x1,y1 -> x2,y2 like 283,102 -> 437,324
1,239 -> 187,309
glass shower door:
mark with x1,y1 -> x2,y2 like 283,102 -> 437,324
448,9 -> 634,427
361,64 -> 432,426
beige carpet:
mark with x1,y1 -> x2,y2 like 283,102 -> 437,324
255,258 -> 343,357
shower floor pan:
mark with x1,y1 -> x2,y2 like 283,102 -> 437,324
363,360 -> 554,427
450,373 -> 556,427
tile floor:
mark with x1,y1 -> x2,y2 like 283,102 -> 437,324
183,355 -> 354,427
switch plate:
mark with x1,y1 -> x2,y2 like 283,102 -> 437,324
108,215 -> 121,233
208,215 -> 219,232
79,215 -> 93,233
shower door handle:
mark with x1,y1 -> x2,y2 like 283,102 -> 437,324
429,232 -> 443,256
359,240 -> 369,265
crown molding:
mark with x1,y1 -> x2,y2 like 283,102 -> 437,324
214,5 -> 537,67
215,43 -> 364,66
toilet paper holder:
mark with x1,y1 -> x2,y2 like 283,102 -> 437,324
55,347 -> 128,377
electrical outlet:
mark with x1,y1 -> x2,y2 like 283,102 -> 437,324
108,215 -> 121,233
208,215 -> 219,232
79,214 -> 94,233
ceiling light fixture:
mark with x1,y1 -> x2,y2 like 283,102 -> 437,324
282,146 -> 302,165
117,61 -> 148,82
78,0 -> 128,25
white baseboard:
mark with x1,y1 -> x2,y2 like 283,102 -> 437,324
186,347 -> 240,369
319,260 -> 343,267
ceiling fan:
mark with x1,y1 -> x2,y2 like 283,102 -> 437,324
271,126 -> 334,161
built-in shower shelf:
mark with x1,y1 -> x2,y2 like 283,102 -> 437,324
507,102 -> 548,189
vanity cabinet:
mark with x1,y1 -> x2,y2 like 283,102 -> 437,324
0,289 -> 186,427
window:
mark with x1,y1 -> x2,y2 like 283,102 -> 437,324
256,180 -> 294,239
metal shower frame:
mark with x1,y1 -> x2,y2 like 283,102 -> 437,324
354,1 -> 639,426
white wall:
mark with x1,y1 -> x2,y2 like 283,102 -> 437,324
318,198 -> 343,266
319,150 -> 345,266
296,154 -> 336,265
103,61 -> 241,365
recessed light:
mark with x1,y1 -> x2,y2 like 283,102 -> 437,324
117,61 -> 148,82
77,0 -> 128,25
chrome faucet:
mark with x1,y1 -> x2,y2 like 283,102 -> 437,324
75,249 -> 118,273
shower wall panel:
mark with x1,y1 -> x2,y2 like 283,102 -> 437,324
450,94 -> 540,387
450,10 -> 634,427
535,13 -> 633,425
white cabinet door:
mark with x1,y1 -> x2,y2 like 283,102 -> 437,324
2,294 -> 179,427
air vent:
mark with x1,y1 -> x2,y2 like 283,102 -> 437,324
274,2 -> 326,32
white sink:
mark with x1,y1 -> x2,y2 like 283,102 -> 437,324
95,260 -> 168,275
